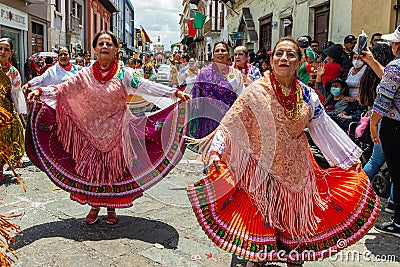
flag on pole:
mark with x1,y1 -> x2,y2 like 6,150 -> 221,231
140,26 -> 153,43
193,11 -> 206,29
188,19 -> 197,37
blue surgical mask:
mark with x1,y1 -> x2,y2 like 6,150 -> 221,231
330,87 -> 341,96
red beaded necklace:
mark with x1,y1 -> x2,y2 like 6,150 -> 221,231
269,72 -> 302,121
60,63 -> 73,71
1,62 -> 11,72
92,60 -> 118,84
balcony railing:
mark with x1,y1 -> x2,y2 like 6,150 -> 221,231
203,18 -> 220,37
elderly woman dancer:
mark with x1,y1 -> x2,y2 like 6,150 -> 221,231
0,38 -> 26,180
233,45 -> 262,86
27,31 -> 190,225
187,37 -> 380,266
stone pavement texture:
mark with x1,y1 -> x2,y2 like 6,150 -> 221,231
0,151 -> 399,267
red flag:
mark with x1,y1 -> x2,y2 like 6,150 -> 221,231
188,19 -> 197,37
140,26 -> 153,43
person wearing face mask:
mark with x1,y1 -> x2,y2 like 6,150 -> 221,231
345,53 -> 367,102
316,66 -> 350,116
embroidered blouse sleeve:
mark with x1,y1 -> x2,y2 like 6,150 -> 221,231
29,66 -> 52,88
306,87 -> 362,169
373,63 -> 400,117
10,70 -> 27,114
209,129 -> 226,155
122,68 -> 175,98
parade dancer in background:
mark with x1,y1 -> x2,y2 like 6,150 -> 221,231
26,31 -> 190,225
22,46 -> 82,95
0,38 -> 26,181
188,41 -> 245,141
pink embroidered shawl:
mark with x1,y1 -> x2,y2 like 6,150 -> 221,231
55,67 -> 130,184
195,75 -> 328,238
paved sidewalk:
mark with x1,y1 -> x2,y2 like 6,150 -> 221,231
0,151 -> 399,267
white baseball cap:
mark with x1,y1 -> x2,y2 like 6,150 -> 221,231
382,26 -> 400,42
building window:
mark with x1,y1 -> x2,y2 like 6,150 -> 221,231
94,13 -> 97,34
55,0 -> 61,12
281,17 -> 292,38
32,22 -> 44,53
72,1 -> 83,25
220,4 -> 224,28
259,14 -> 272,51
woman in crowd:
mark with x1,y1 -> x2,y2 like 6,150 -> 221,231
180,58 -> 199,94
189,41 -> 245,140
75,56 -> 84,67
258,59 -> 270,76
359,42 -> 394,178
233,45 -> 262,86
187,37 -> 379,266
26,31 -> 190,225
0,38 -> 26,180
22,46 -> 81,94
321,44 -> 343,85
83,50 -> 93,67
345,53 -> 367,101
370,26 -> 400,237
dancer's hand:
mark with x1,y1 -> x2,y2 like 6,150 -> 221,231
27,89 -> 41,102
208,154 -> 221,172
22,83 -> 30,94
175,90 -> 191,101
353,159 -> 362,172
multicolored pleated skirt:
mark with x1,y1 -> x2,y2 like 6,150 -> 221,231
188,160 -> 380,263
26,100 -> 189,208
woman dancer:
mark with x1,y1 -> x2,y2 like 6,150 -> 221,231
187,37 -> 380,266
22,46 -> 81,94
189,41 -> 245,141
0,38 -> 26,180
26,31 -> 190,225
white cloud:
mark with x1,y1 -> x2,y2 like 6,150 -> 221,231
133,0 -> 183,51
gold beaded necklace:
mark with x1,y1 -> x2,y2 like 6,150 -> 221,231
270,73 -> 303,121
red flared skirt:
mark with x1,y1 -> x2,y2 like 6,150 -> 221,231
188,160 -> 380,263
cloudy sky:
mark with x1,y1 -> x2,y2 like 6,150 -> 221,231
133,1 -> 182,51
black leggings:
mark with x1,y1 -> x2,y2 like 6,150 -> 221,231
380,117 -> 400,224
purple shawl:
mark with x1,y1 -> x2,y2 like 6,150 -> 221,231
190,63 -> 240,138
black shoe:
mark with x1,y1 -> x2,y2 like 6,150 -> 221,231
385,202 -> 395,214
375,221 -> 400,238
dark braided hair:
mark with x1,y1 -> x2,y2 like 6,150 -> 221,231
359,41 -> 394,107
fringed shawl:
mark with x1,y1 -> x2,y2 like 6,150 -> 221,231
194,74 -> 328,239
55,67 -> 129,184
